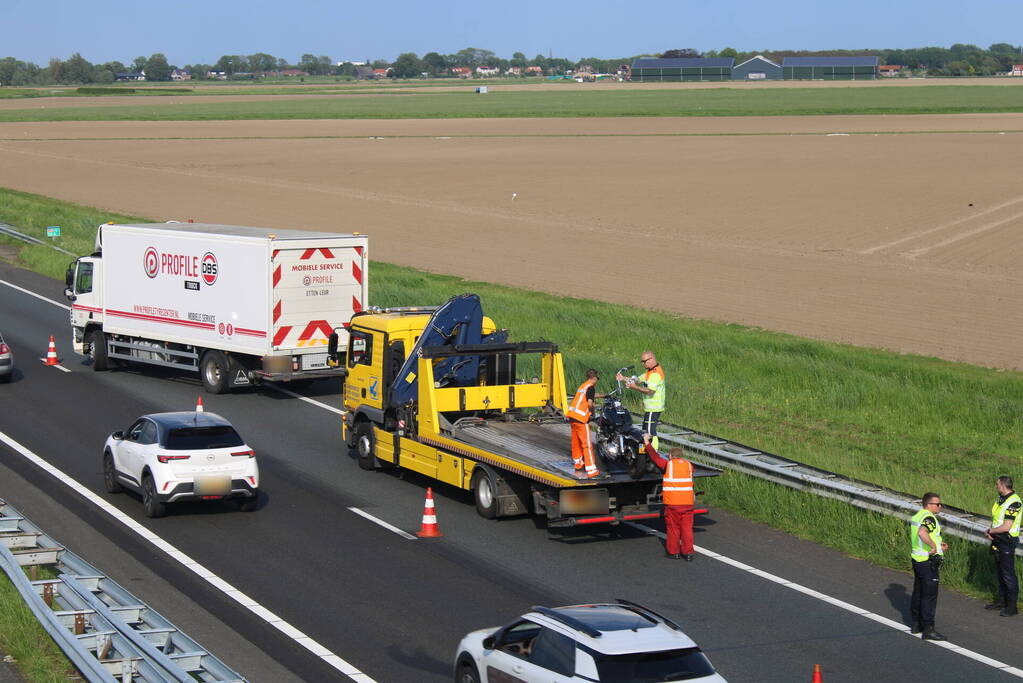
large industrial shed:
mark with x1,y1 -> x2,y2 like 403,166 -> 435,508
731,55 -> 783,80
781,56 -> 878,80
631,58 -> 736,82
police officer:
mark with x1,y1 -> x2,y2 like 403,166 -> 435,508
985,476 -> 1021,617
910,492 -> 948,640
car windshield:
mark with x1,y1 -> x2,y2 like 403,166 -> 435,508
593,648 -> 715,682
164,426 -> 244,450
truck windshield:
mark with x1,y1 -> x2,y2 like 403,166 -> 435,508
592,648 -> 715,682
164,426 -> 244,450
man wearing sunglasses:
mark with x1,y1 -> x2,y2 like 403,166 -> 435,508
618,351 -> 666,450
985,475 -> 1021,617
910,493 -> 949,640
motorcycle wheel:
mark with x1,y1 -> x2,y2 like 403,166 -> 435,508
627,444 -> 647,480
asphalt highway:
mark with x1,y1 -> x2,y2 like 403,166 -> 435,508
0,261 -> 1020,682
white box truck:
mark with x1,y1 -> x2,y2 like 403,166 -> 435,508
64,222 -> 369,393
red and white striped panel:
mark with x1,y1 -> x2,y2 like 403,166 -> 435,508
271,246 -> 364,349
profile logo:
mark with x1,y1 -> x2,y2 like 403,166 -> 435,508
143,247 -> 160,279
201,252 -> 219,286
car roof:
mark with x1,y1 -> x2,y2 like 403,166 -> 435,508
142,412 -> 235,429
525,603 -> 698,655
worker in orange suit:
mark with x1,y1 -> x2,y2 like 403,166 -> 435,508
643,432 -> 696,560
566,369 -> 605,479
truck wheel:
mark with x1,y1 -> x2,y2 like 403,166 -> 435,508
89,330 -> 110,371
103,451 -> 123,494
142,475 -> 166,518
354,421 -> 378,471
471,467 -> 498,519
200,350 -> 229,394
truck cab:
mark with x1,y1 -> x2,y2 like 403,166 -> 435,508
65,255 -> 104,355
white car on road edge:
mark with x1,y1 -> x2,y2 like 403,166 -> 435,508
454,599 -> 726,682
103,412 -> 259,518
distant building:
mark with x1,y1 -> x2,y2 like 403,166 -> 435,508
506,66 -> 523,76
878,65 -> 904,77
337,61 -> 366,67
116,72 -> 146,82
731,55 -> 782,80
451,66 -> 473,78
170,69 -> 191,81
372,68 -> 390,78
1011,64 -> 1023,76
781,56 -> 878,80
525,66 -> 544,76
475,66 -> 500,77
631,57 -> 735,82
266,69 -> 309,77
205,71 -> 228,80
354,66 -> 375,80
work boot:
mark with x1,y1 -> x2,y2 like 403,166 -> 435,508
921,626 -> 947,641
1000,606 -> 1018,617
910,622 -> 923,634
682,554 -> 695,562
664,552 -> 681,560
985,601 -> 1005,610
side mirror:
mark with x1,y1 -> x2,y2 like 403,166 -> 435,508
65,263 -> 75,288
327,331 -> 339,361
64,287 -> 76,302
111,431 -> 124,441
482,636 -> 496,650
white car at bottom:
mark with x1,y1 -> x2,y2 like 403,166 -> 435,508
455,600 -> 726,682
103,412 -> 259,518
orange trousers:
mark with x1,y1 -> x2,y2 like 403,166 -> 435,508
570,420 -> 598,475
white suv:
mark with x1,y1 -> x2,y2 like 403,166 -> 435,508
454,600 -> 726,682
103,412 -> 259,518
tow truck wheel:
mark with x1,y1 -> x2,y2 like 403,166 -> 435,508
200,350 -> 229,394
354,421 -> 377,471
471,467 -> 498,519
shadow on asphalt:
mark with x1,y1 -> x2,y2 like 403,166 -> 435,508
384,643 -> 452,678
884,582 -> 911,624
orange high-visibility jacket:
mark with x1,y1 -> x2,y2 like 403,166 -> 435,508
663,458 -> 694,506
566,380 -> 594,423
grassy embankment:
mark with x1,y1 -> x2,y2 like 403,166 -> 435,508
0,85 -> 1021,121
0,568 -> 77,682
0,186 -> 1020,607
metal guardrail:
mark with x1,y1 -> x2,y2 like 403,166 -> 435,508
0,498 -> 246,682
0,221 -> 76,256
651,420 -> 1020,557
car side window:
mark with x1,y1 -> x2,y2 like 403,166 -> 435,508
127,420 -> 146,442
138,421 -> 159,445
495,620 -> 541,659
528,627 -> 576,677
75,262 -> 93,295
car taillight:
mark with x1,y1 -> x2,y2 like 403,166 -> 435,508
157,454 -> 190,464
231,450 -> 255,458
0,343 -> 9,354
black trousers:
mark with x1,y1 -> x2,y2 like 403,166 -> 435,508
911,557 -> 940,626
643,412 -> 662,440
993,538 -> 1019,607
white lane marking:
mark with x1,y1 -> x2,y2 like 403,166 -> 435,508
348,507 -> 418,541
624,522 -> 1023,678
38,361 -> 72,373
264,384 -> 346,416
0,279 -> 70,310
0,430 -> 377,683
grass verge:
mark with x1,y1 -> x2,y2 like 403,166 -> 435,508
0,187 -> 1020,601
0,569 -> 77,682
0,85 -> 1021,121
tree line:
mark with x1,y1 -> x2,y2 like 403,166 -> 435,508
2,43 -> 1021,86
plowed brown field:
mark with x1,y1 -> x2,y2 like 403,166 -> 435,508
1,114 -> 1020,369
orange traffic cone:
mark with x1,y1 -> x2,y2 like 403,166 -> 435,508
811,664 -> 823,683
196,396 -> 205,413
416,487 -> 443,538
42,335 -> 59,366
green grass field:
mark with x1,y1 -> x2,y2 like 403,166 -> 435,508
0,569 -> 76,682
0,85 -> 1022,121
0,186 -> 1020,604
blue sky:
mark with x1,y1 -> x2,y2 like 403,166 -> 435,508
6,0 -> 1018,65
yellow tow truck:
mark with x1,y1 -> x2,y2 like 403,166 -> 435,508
329,294 -> 718,526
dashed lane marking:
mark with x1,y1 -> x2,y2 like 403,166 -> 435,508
348,507 -> 418,540
623,522 -> 1023,679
